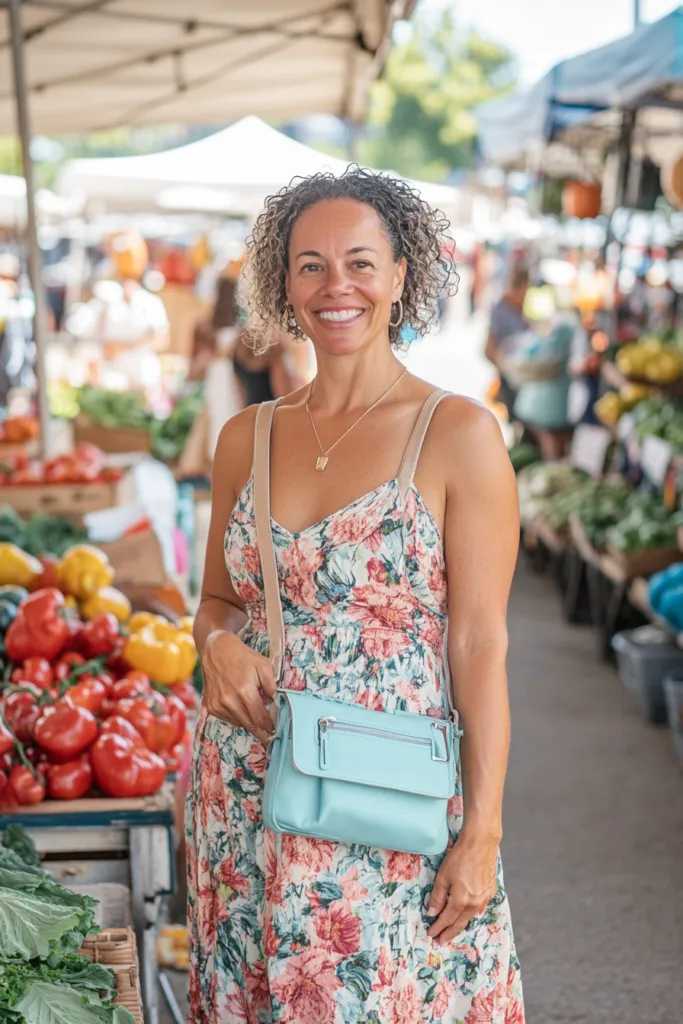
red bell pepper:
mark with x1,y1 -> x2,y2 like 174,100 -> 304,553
99,715 -> 146,748
0,716 -> 14,756
54,652 -> 86,684
12,657 -> 53,690
111,673 -> 151,702
90,733 -> 166,798
66,675 -> 107,714
47,756 -> 93,800
81,613 -> 119,658
34,554 -> 62,591
2,690 -> 41,744
165,694 -> 187,746
34,698 -> 97,760
5,588 -> 70,663
9,764 -> 46,805
170,679 -> 198,711
114,694 -> 177,754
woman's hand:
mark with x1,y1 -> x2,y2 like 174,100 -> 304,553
201,630 -> 276,745
426,832 -> 500,944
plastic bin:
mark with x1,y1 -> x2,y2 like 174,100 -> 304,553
663,675 -> 683,732
611,627 -> 683,724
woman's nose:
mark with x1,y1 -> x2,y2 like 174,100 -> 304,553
323,266 -> 354,295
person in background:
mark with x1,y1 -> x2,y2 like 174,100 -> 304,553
188,276 -> 240,383
485,264 -> 529,422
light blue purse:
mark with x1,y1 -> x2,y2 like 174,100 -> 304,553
253,397 -> 462,856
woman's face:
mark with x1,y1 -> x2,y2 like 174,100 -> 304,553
286,198 -> 406,357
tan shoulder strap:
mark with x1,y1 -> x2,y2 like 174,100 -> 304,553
397,390 -> 449,502
253,400 -> 285,682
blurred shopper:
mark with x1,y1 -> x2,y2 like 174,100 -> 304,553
485,264 -> 529,421
188,170 -> 524,1022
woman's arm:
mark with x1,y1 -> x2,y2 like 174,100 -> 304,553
427,401 -> 520,943
193,408 -> 276,744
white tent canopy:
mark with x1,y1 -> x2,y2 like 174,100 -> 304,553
0,1 -> 414,135
56,115 -> 460,219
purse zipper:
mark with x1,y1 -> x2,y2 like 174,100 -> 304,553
318,716 -> 440,768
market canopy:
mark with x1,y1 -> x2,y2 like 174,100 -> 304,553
0,0 -> 415,135
477,7 -> 683,170
56,115 -> 460,217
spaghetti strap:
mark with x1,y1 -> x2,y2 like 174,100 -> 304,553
397,389 -> 449,502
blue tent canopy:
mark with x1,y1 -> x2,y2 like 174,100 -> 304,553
477,7 -> 683,165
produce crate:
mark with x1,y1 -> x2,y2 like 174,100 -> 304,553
529,515 -> 569,554
77,885 -> 143,1024
603,543 -> 680,581
0,472 -> 134,518
75,416 -> 151,454
612,626 -> 683,723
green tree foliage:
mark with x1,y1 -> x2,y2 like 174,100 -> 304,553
360,9 -> 516,181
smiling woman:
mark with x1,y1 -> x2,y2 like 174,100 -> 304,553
187,167 -> 525,1024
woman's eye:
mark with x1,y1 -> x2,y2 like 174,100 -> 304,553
353,260 -> 373,270
301,263 -> 320,273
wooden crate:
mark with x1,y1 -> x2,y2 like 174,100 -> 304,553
603,543 -> 681,582
75,416 -> 151,454
0,472 -> 134,518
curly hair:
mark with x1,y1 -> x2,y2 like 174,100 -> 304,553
242,166 -> 458,350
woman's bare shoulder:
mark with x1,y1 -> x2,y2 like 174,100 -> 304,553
425,392 -> 512,485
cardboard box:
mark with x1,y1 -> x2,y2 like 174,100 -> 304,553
99,530 -> 167,588
75,416 -> 151,454
0,472 -> 135,518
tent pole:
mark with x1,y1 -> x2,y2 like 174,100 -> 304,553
8,0 -> 51,458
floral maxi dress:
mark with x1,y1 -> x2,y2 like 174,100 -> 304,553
186,394 -> 525,1024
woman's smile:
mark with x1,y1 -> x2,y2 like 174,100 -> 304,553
315,307 -> 366,325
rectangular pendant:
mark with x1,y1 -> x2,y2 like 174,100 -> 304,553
316,456 -> 329,471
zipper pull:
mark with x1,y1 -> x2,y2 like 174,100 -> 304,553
318,718 -> 329,769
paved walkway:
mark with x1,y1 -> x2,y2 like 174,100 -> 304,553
504,562 -> 683,1023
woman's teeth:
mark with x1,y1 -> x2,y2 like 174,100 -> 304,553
317,309 -> 363,322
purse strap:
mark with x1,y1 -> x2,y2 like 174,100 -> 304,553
253,391 -> 455,720
253,399 -> 286,682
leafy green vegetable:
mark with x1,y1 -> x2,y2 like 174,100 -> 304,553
2,827 -> 41,868
13,981 -> 134,1024
150,385 -> 204,462
0,890 -> 84,961
77,387 -> 151,431
0,957 -> 115,1008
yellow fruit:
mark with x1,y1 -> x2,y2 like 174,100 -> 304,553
616,345 -> 649,378
595,391 -> 624,427
644,351 -> 681,383
619,382 -> 653,409
638,336 -> 664,356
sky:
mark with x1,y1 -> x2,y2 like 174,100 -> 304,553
421,0 -> 681,84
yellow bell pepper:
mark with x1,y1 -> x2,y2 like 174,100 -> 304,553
123,627 -> 182,686
179,615 -> 194,634
123,618 -> 197,685
81,586 -> 132,623
128,611 -> 158,634
57,545 -> 114,600
0,544 -> 42,589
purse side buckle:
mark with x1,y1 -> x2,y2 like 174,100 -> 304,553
430,721 -> 450,762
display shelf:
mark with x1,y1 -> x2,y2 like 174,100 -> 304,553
0,787 -> 175,1024
601,360 -> 683,397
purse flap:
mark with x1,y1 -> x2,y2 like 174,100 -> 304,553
284,691 -> 456,799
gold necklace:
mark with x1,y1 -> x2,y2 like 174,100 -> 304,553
305,368 -> 408,471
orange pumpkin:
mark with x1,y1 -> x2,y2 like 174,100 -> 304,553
562,181 -> 602,220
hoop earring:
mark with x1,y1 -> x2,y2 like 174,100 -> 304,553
389,299 -> 403,328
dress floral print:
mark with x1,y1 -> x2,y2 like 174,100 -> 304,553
186,470 -> 524,1023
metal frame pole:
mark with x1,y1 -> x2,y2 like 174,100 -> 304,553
8,0 -> 51,458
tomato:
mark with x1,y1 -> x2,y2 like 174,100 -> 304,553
99,715 -> 146,748
47,756 -> 93,800
170,679 -> 197,711
34,698 -> 98,759
3,691 -> 41,743
9,764 -> 46,805
11,657 -> 53,690
98,466 -> 124,483
81,613 -> 119,658
34,555 -> 62,592
111,674 -> 151,702
66,675 -> 107,713
166,694 -> 187,746
161,742 -> 185,774
23,745 -> 49,766
106,640 -> 130,679
91,733 -> 166,798
10,465 -> 43,486
54,652 -> 86,684
44,456 -> 75,485
115,695 -> 177,753
0,716 -> 14,756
